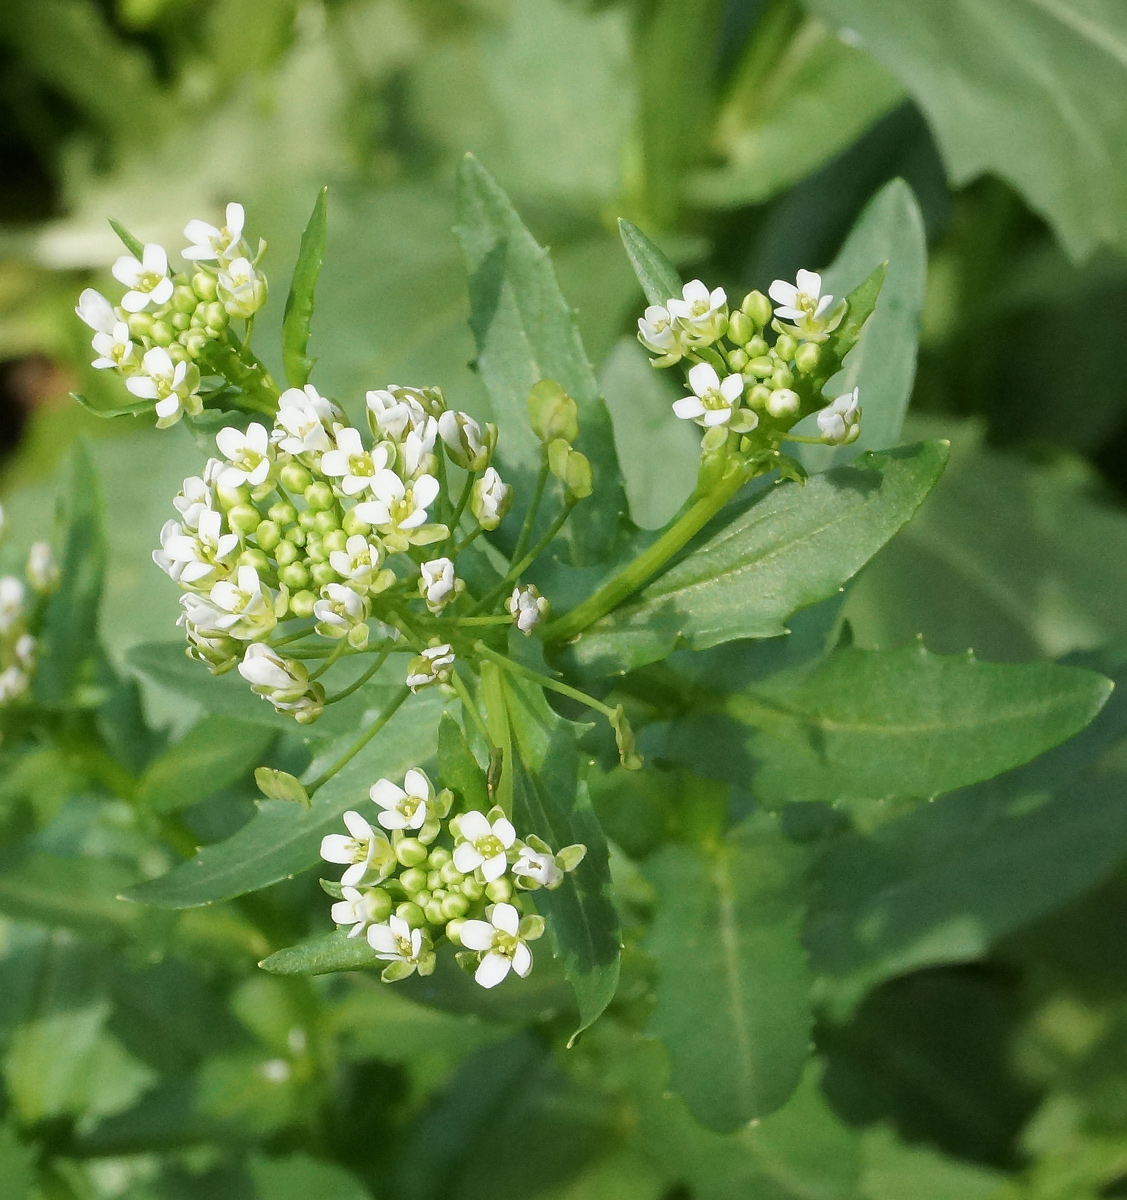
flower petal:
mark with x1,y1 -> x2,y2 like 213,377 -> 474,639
458,920 -> 495,951
687,362 -> 720,397
475,952 -> 512,989
491,902 -> 520,936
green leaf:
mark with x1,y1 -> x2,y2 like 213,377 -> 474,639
498,673 -> 620,1035
34,441 -> 106,705
259,930 -> 380,976
726,642 -> 1113,806
73,391 -> 152,419
566,440 -> 948,676
136,715 -> 274,814
0,1126 -> 35,1200
801,0 -> 1127,261
282,186 -> 328,389
860,1126 -> 1006,1200
107,217 -> 145,259
646,814 -> 812,1130
454,154 -> 627,564
250,1153 -> 373,1200
124,692 -> 443,908
437,712 -> 489,812
617,219 -> 682,307
794,178 -> 927,472
0,853 -> 142,938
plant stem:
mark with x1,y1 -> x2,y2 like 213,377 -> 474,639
510,453 -> 551,565
474,642 -> 617,720
449,668 -> 494,747
323,642 -> 394,705
306,686 -> 411,795
308,636 -> 349,681
448,470 -> 476,533
470,498 -> 578,615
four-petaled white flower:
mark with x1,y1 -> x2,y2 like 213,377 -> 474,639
418,558 -> 462,614
507,584 -> 549,636
272,386 -> 338,458
197,565 -> 277,640
321,810 -> 395,887
817,387 -> 862,445
155,509 -> 240,588
328,534 -> 391,593
313,583 -> 370,648
405,643 -> 454,692
366,914 -> 434,980
512,846 -> 563,890
75,288 -> 117,334
331,887 -> 388,938
125,347 -> 202,428
458,902 -> 544,989
452,810 -> 517,883
237,643 -> 309,703
667,280 -> 728,345
366,388 -> 430,442
216,423 -> 272,489
183,203 -> 246,262
91,322 -> 137,372
320,427 -> 392,496
172,460 -> 221,530
112,244 -> 174,313
217,256 -> 266,318
769,270 -> 845,341
353,471 -> 445,551
470,467 -> 512,531
369,768 -> 434,832
673,362 -> 745,428
399,420 -> 438,480
637,304 -> 684,365
437,410 -> 494,470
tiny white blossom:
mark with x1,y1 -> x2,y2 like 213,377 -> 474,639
0,577 -> 26,634
313,583 -> 370,649
196,564 -> 277,640
217,256 -> 266,319
112,244 -> 174,313
673,362 -> 745,428
470,467 -> 512,531
399,420 -> 438,480
331,886 -> 388,938
405,643 -> 454,692
452,810 -> 516,883
75,288 -> 117,334
437,410 -> 494,470
91,321 -> 138,372
25,542 -> 58,594
459,902 -> 544,989
512,846 -> 563,890
328,534 -> 392,593
366,914 -> 435,980
507,584 -> 549,636
365,388 -> 430,442
183,203 -> 246,263
321,810 -> 395,887
418,558 -> 462,614
173,460 -> 222,530
320,427 -> 392,496
125,346 -> 202,428
238,643 -> 309,702
769,270 -> 845,341
637,304 -> 685,365
155,509 -> 239,587
667,280 -> 727,345
216,423 -> 272,488
272,386 -> 340,458
353,472 -> 446,552
817,387 -> 862,445
369,768 -> 434,832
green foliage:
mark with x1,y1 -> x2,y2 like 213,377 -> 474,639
282,186 -> 328,389
617,219 -> 682,307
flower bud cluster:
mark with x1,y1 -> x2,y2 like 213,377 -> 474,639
0,506 -> 58,706
320,766 -> 585,987
638,270 -> 861,451
75,202 -> 267,428
154,380 -> 521,718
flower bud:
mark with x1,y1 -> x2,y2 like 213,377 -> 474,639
128,312 -> 154,340
274,539 -> 300,567
313,508 -> 340,534
485,878 -> 513,903
727,310 -> 755,346
771,366 -> 794,390
238,548 -> 271,574
172,285 -> 198,314
400,867 -> 428,894
279,463 -> 313,493
150,320 -> 174,347
507,584 -> 549,636
775,333 -> 799,361
304,482 -> 335,511
228,503 -> 261,534
26,542 -> 58,595
396,838 -> 429,868
179,329 -> 210,358
470,469 -> 512,531
746,356 -> 775,379
279,562 -> 310,591
794,342 -> 821,375
192,272 -> 218,302
255,767 -> 310,807
441,893 -> 469,920
437,410 -> 496,470
405,643 -> 455,692
726,348 -> 750,372
547,440 -> 592,499
746,334 -> 769,358
746,383 -> 772,411
765,388 -> 800,420
268,501 -> 297,527
255,520 -> 282,552
396,901 -> 426,927
740,290 -> 773,327
290,589 -> 317,619
527,380 -> 579,444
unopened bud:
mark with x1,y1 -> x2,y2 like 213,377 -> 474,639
255,768 -> 310,808
726,348 -> 749,372
547,440 -> 592,499
775,333 -> 799,361
794,342 -> 821,375
765,388 -> 800,420
727,311 -> 755,346
528,380 -> 579,444
740,290 -> 773,328
26,542 -> 58,594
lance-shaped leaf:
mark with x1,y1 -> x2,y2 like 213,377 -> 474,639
125,692 -> 443,908
727,642 -> 1113,807
498,673 -> 620,1034
565,440 -> 948,676
618,219 -> 682,307
260,929 -> 380,977
282,186 -> 328,389
645,813 -> 813,1131
34,442 -> 107,705
455,155 -> 627,564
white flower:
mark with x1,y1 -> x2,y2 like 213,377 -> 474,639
399,420 -> 438,480
328,534 -> 392,593
91,321 -> 138,372
366,914 -> 435,980
765,388 -> 800,420
512,846 -> 563,890
673,362 -> 745,428
353,472 -> 445,552
313,583 -> 370,648
321,810 -> 395,887
217,256 -> 266,318
507,584 -> 549,636
769,270 -> 845,341
817,387 -> 862,445
0,577 -> 26,634
125,346 -> 202,428
155,510 -> 239,587
238,643 -> 309,702
458,902 -> 544,989
272,386 -> 339,458
112,244 -> 174,313
369,768 -> 434,832
331,887 -> 388,938
667,280 -> 727,345
365,388 -> 430,442
637,304 -> 685,365
25,542 -> 58,594
183,203 -> 246,263
216,422 -> 272,489
0,664 -> 29,703
173,461 -> 222,530
198,564 -> 277,640
470,467 -> 512,531
405,643 -> 454,692
183,623 -> 241,675
320,427 -> 392,497
452,810 -> 516,883
418,558 -> 462,614
437,410 -> 494,470
75,288 -> 117,334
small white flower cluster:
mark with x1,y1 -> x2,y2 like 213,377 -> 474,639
0,506 -> 58,706
638,271 -> 861,449
320,766 -> 585,987
75,203 -> 267,428
154,381 -> 522,716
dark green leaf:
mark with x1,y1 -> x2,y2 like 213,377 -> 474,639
499,672 -> 620,1034
646,814 -> 812,1130
437,712 -> 489,811
259,930 -> 380,976
0,1126 -> 35,1200
454,154 -> 627,564
566,440 -> 948,676
0,853 -> 141,938
617,218 -> 682,307
282,186 -> 328,389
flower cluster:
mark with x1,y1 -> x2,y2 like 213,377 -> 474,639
76,203 -> 268,428
0,505 -> 58,705
638,270 -> 861,450
153,381 -> 524,718
320,766 -> 584,987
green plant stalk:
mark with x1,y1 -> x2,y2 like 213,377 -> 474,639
323,641 -> 395,705
471,498 -> 579,615
510,452 -> 551,565
306,685 -> 410,794
475,641 -> 617,721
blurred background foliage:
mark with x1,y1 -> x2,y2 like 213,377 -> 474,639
3,0 -> 1127,1197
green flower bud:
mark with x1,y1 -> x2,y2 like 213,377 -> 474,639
765,388 -> 800,420
313,508 -> 340,534
427,870 -> 443,891
774,333 -> 798,362
424,900 -> 445,926
255,520 -> 282,553
746,356 -> 775,379
238,548 -> 271,574
794,342 -> 821,375
304,482 -> 335,511
440,859 -> 464,886
228,503 -> 261,534
548,439 -> 592,499
166,343 -> 188,364
727,310 -> 755,346
204,301 -> 228,330
192,272 -> 219,302
746,383 -> 772,411
727,348 -> 749,372
322,528 -> 348,554
268,501 -> 298,526
700,425 -> 728,454
746,334 -> 769,358
305,536 -> 326,563
171,311 -> 192,332
396,838 -> 428,868
445,918 -> 466,945
298,510 -> 317,531
255,768 -> 311,807
461,877 -> 484,902
342,509 -> 371,537
429,846 -> 452,870
441,893 -> 469,921
217,483 -> 252,509
279,562 -> 310,591
274,539 -> 300,567
179,329 -> 209,358
366,888 -> 393,922
280,463 -> 313,493
400,867 -> 428,894
150,320 -> 174,347
771,367 -> 794,390
485,878 -> 513,903
289,589 -> 317,619
527,380 -> 580,444
311,562 -> 337,588
171,284 -> 197,314
740,290 -> 773,327
395,901 -> 426,928
128,311 -> 153,339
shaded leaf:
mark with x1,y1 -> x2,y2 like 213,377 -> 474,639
259,930 -> 379,976
281,185 -> 328,389
617,219 -> 682,307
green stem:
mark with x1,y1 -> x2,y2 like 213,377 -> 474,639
448,470 -> 476,533
449,668 -> 494,747
271,622 -> 316,647
323,642 -> 394,705
471,499 -> 578,615
543,457 -> 751,643
475,642 -> 617,721
780,432 -> 826,445
306,686 -> 411,795
453,526 -> 484,555
510,453 -> 551,565
308,637 -> 349,681
456,614 -> 514,626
